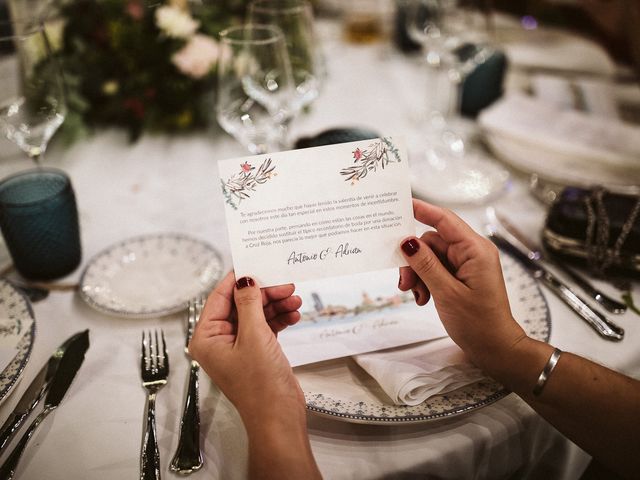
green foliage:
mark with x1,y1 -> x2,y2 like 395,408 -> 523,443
48,0 -> 245,142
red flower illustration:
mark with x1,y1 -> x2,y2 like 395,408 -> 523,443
352,148 -> 362,161
240,161 -> 254,173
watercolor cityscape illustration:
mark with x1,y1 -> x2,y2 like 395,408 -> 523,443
300,290 -> 414,323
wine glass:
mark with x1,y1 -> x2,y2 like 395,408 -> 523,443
0,19 -> 66,165
405,0 -> 488,128
405,0 -> 509,205
216,24 -> 296,154
248,0 -> 322,112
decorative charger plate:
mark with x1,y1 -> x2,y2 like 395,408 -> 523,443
79,233 -> 224,318
294,253 -> 550,424
0,280 -> 36,405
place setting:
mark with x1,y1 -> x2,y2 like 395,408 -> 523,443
0,0 -> 639,478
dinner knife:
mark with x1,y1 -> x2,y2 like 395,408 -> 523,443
0,331 -> 84,455
0,330 -> 90,480
490,209 -> 627,314
489,233 -> 624,341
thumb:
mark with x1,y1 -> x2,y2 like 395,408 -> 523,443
400,237 -> 457,297
233,276 -> 270,340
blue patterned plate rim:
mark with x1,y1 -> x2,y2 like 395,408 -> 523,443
0,279 -> 36,405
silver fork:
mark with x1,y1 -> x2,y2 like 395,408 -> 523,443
170,297 -> 205,474
140,330 -> 169,480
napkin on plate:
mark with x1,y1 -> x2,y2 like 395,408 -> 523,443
530,73 -> 619,119
353,337 -> 486,406
495,16 -> 615,77
478,93 -> 640,186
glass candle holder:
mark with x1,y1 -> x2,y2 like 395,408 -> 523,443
0,168 -> 81,280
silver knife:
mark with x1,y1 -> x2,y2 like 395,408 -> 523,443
0,331 -> 84,455
490,209 -> 627,314
489,233 -> 624,341
0,330 -> 90,480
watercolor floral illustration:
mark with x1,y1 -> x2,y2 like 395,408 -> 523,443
221,158 -> 277,209
340,137 -> 401,184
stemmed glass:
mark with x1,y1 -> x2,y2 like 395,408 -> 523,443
247,0 -> 323,112
216,24 -> 296,154
404,0 -> 508,205
0,20 -> 66,165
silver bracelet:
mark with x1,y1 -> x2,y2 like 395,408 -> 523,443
533,348 -> 562,396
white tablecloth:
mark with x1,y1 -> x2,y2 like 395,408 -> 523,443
0,21 -> 638,480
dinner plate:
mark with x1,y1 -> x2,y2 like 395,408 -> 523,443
0,279 -> 36,405
79,233 -> 224,318
294,253 -> 550,424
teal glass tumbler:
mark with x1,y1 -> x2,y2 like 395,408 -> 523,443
0,168 -> 81,280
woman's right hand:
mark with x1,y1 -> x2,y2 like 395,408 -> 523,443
398,199 -> 528,374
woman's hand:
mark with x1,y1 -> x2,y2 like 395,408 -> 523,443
189,271 -> 304,414
398,199 -> 527,374
189,271 -> 321,479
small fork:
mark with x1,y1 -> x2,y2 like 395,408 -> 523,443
170,297 -> 205,474
140,330 -> 169,480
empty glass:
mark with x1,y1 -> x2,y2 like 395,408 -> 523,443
0,168 -> 81,280
405,0 -> 509,205
216,24 -> 296,154
248,0 -> 322,111
0,20 -> 66,165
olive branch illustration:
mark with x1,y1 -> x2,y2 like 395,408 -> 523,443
339,137 -> 401,185
221,158 -> 277,210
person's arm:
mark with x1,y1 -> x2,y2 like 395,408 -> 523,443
398,199 -> 640,480
241,401 -> 319,480
189,272 -> 322,480
502,338 -> 640,478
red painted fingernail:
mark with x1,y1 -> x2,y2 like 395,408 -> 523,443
398,275 -> 402,288
401,239 -> 420,257
235,277 -> 255,289
413,290 -> 420,302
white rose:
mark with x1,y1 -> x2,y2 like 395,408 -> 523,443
155,5 -> 199,39
171,34 -> 219,79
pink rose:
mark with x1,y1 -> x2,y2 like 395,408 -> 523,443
171,34 -> 219,79
126,0 -> 144,20
353,148 -> 362,161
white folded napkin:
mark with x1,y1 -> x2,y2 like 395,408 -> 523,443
496,18 -> 615,77
530,73 -> 620,119
353,337 -> 486,406
478,93 -> 640,186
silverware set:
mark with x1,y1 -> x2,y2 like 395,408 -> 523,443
486,208 -> 626,341
490,209 -> 627,314
0,330 -> 90,480
0,297 -> 205,480
139,297 -> 206,480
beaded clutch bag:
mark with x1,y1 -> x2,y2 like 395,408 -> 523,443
542,187 -> 640,276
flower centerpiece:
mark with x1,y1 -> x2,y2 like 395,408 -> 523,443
48,0 -> 244,140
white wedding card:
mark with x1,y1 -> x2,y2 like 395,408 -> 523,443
218,137 -> 415,287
